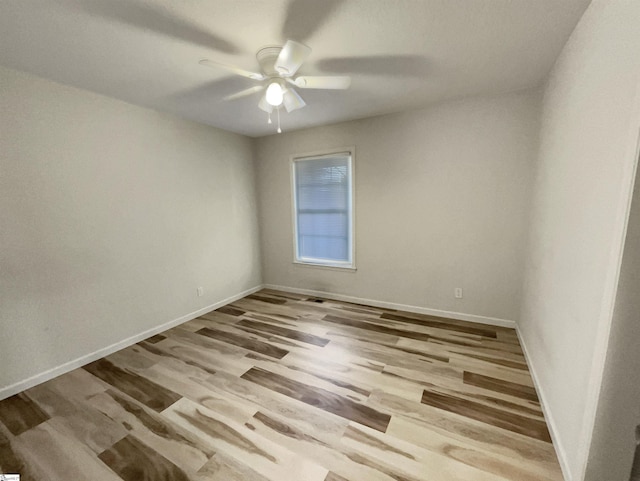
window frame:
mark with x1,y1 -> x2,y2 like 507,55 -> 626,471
290,147 -> 356,270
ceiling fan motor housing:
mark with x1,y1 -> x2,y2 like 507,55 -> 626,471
256,46 -> 283,77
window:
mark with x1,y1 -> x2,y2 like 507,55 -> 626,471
291,151 -> 354,268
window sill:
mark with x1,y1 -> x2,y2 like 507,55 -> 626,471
293,260 -> 357,272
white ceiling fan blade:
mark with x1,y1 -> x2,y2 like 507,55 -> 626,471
274,40 -> 311,77
293,76 -> 351,89
258,93 -> 274,113
223,85 -> 265,101
199,59 -> 265,80
283,88 -> 306,113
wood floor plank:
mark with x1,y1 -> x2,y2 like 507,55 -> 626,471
99,434 -> 192,481
231,298 -> 310,321
368,390 -> 559,469
246,294 -> 288,305
0,393 -> 49,436
236,318 -> 330,346
322,322 -> 452,364
452,351 -> 528,370
140,362 -> 258,425
198,310 -> 245,325
14,421 -> 124,481
386,416 -> 562,481
282,350 -> 385,376
249,409 -> 423,481
322,313 -> 489,348
260,289 -> 306,300
0,423 -> 30,477
420,389 -> 551,442
196,452 -> 271,481
279,351 -> 423,403
475,338 -> 525,355
210,371 -> 351,446
322,314 -> 434,343
246,313 -> 300,329
323,324 -> 403,346
463,371 -> 539,402
146,334 -> 167,344
141,332 -> 254,377
139,335 -> 252,375
341,422 -> 516,481
217,305 -> 246,316
400,336 -> 525,358
449,356 -> 534,386
323,339 -> 460,382
88,389 -> 215,473
83,358 -> 182,413
107,346 -> 159,371
428,382 -> 543,419
196,327 -> 289,359
136,340 -> 219,377
380,312 -> 498,338
46,405 -> 128,454
164,397 -> 329,481
325,472 -> 350,481
234,325 -> 323,352
241,367 -> 391,433
245,354 -> 372,403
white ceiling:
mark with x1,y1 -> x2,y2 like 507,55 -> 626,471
0,0 -> 590,137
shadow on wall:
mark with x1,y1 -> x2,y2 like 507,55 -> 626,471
631,425 -> 640,480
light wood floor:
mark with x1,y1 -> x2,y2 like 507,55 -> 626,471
0,289 -> 563,481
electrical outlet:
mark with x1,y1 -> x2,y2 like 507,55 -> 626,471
454,287 -> 463,299
197,287 -> 203,297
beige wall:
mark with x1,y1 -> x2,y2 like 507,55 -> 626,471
0,66 -> 262,395
518,0 -> 640,479
255,89 -> 541,323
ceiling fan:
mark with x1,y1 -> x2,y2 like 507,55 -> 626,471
199,40 -> 351,132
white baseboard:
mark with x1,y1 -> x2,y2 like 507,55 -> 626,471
263,284 -> 516,328
0,284 -> 263,401
516,326 -> 571,481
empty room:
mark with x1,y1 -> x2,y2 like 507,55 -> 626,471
2,1 -> 640,480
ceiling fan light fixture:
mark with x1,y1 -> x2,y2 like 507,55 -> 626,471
265,82 -> 284,106
283,88 -> 306,112
199,39 -> 353,134
258,94 -> 274,113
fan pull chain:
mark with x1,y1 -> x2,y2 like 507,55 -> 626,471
267,112 -> 272,124
277,107 -> 282,133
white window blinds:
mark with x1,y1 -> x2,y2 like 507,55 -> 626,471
293,153 -> 353,267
